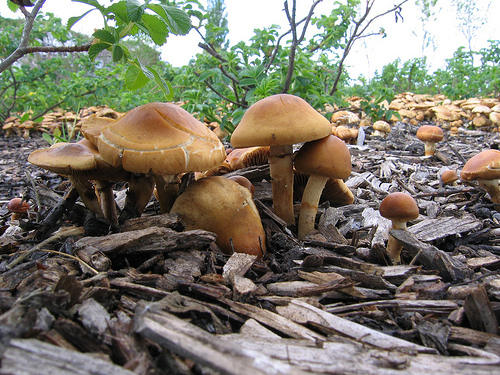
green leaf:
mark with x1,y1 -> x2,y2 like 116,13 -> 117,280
67,9 -> 95,29
148,4 -> 192,35
88,43 -> 110,61
139,14 -> 169,46
125,64 -> 149,91
126,0 -> 145,22
92,29 -> 116,44
145,66 -> 173,100
112,45 -> 124,62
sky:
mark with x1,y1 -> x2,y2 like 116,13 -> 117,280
1,0 -> 498,81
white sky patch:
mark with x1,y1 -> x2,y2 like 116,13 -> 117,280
1,0 -> 498,81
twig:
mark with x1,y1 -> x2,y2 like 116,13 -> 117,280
7,226 -> 84,269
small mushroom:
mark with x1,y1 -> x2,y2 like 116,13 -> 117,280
170,176 -> 266,258
461,149 -> 500,207
441,169 -> 459,186
97,102 -> 226,213
230,94 -> 332,225
372,120 -> 391,137
293,135 -> 352,239
7,198 -> 30,221
416,125 -> 444,156
379,192 -> 419,264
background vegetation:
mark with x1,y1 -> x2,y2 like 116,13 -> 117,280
1,0 -> 498,134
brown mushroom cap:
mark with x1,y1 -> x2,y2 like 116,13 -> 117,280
293,135 -> 352,239
97,102 -> 226,175
294,135 -> 351,179
230,94 -> 332,148
461,149 -> 500,181
7,198 -> 29,214
379,192 -> 419,223
170,176 -> 266,258
416,125 -> 444,143
441,170 -> 459,185
28,139 -> 127,180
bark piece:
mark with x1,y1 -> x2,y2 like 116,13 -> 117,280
74,227 -> 216,258
390,229 -> 473,282
408,215 -> 482,242
464,284 -> 499,334
288,299 -> 437,354
134,303 -> 307,375
1,338 -> 135,375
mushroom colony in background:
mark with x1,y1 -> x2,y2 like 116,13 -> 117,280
24,93 -> 500,265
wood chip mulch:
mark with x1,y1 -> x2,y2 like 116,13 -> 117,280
1,120 -> 500,375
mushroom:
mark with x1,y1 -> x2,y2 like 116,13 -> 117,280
226,175 -> 256,197
416,125 -> 444,156
379,192 -> 419,264
441,169 -> 459,186
96,102 -> 226,213
170,176 -> 266,258
7,198 -> 30,221
28,139 -> 129,224
230,94 -> 332,225
372,120 -> 391,137
293,135 -> 352,239
294,171 -> 354,207
461,149 -> 500,207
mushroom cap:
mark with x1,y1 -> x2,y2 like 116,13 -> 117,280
7,198 -> 30,214
379,192 -> 419,222
293,135 -> 351,179
416,125 -> 444,142
170,176 -> 266,258
28,139 -> 128,180
441,169 -> 459,185
461,149 -> 500,181
373,120 -> 391,133
97,102 -> 226,175
230,94 -> 332,148
80,114 -> 117,147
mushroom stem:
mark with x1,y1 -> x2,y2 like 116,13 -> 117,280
70,176 -> 104,217
153,174 -> 180,213
119,174 -> 155,224
269,144 -> 295,225
478,179 -> 500,206
94,180 -> 118,225
424,141 -> 437,156
387,220 -> 407,264
297,174 -> 328,239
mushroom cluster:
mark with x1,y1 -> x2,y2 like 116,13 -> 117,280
29,102 -> 226,225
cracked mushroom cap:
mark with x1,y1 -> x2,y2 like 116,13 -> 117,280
97,102 -> 226,175
461,149 -> 500,181
170,176 -> 266,258
230,94 -> 332,148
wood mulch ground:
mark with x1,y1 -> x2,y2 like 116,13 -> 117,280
1,120 -> 500,374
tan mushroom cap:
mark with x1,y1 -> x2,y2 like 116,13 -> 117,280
294,135 -> 351,179
441,169 -> 459,185
80,115 -> 118,147
416,125 -> 444,143
97,102 -> 226,175
28,139 -> 127,180
170,176 -> 266,258
230,94 -> 332,148
461,149 -> 500,181
379,192 -> 419,223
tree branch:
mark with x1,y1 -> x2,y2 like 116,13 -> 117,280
0,0 -> 91,74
